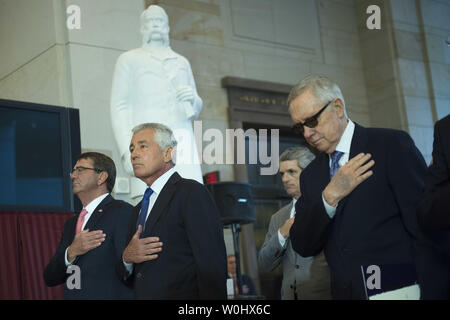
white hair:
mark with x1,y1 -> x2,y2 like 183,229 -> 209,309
132,123 -> 177,164
287,75 -> 347,117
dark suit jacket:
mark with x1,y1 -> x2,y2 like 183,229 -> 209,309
44,195 -> 134,299
419,115 -> 450,298
117,172 -> 228,300
290,124 -> 448,299
419,115 -> 450,253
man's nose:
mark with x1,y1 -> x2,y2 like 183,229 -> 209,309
131,149 -> 138,160
303,126 -> 314,140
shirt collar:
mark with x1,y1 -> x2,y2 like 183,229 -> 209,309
149,167 -> 176,195
334,119 -> 355,155
84,193 -> 109,214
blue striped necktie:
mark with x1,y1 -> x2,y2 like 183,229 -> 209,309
136,187 -> 153,233
330,151 -> 344,179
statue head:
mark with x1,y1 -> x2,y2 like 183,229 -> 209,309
140,5 -> 170,46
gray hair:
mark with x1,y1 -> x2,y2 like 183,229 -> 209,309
140,5 -> 170,46
132,122 -> 177,151
287,75 -> 347,117
279,146 -> 315,170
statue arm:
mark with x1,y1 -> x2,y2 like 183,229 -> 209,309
184,59 -> 203,120
110,54 -> 134,174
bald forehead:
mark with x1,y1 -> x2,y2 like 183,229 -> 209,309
290,88 -> 319,108
289,89 -> 322,121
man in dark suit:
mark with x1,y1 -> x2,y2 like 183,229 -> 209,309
419,114 -> 450,298
117,123 -> 227,299
287,75 -> 447,299
44,152 -> 133,299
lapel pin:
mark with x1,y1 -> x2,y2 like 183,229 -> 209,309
98,209 -> 103,213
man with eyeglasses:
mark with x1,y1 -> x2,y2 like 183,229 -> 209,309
44,152 -> 133,299
287,75 -> 448,299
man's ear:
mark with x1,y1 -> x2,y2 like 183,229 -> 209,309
333,98 -> 345,118
163,146 -> 174,163
98,171 -> 108,186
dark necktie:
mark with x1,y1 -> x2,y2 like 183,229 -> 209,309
136,187 -> 153,233
330,151 -> 344,179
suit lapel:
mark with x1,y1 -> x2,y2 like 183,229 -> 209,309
68,215 -> 77,241
349,123 -> 368,159
131,203 -> 141,233
83,195 -> 113,232
142,172 -> 181,237
335,123 -> 368,214
282,203 -> 292,221
316,152 -> 331,190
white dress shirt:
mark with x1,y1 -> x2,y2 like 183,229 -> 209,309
322,119 -> 355,218
137,167 -> 176,226
65,193 -> 109,266
123,168 -> 177,273
277,198 -> 297,247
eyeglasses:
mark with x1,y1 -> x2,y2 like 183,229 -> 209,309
71,166 -> 102,175
291,100 -> 333,135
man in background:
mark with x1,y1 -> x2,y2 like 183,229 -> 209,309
44,152 -> 133,299
258,146 -> 331,299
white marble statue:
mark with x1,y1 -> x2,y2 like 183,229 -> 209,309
110,5 -> 203,199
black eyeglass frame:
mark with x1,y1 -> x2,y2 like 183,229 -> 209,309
291,100 -> 333,135
70,166 -> 103,175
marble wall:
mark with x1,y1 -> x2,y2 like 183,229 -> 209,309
2,1 -> 447,192
163,0 -> 372,180
1,0 -> 447,292
0,0 -> 70,106
356,0 -> 450,165
0,0 -> 374,199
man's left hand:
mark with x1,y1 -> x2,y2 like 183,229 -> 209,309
323,153 -> 374,207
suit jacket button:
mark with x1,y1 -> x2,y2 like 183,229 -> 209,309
295,265 -> 300,269
137,273 -> 142,279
